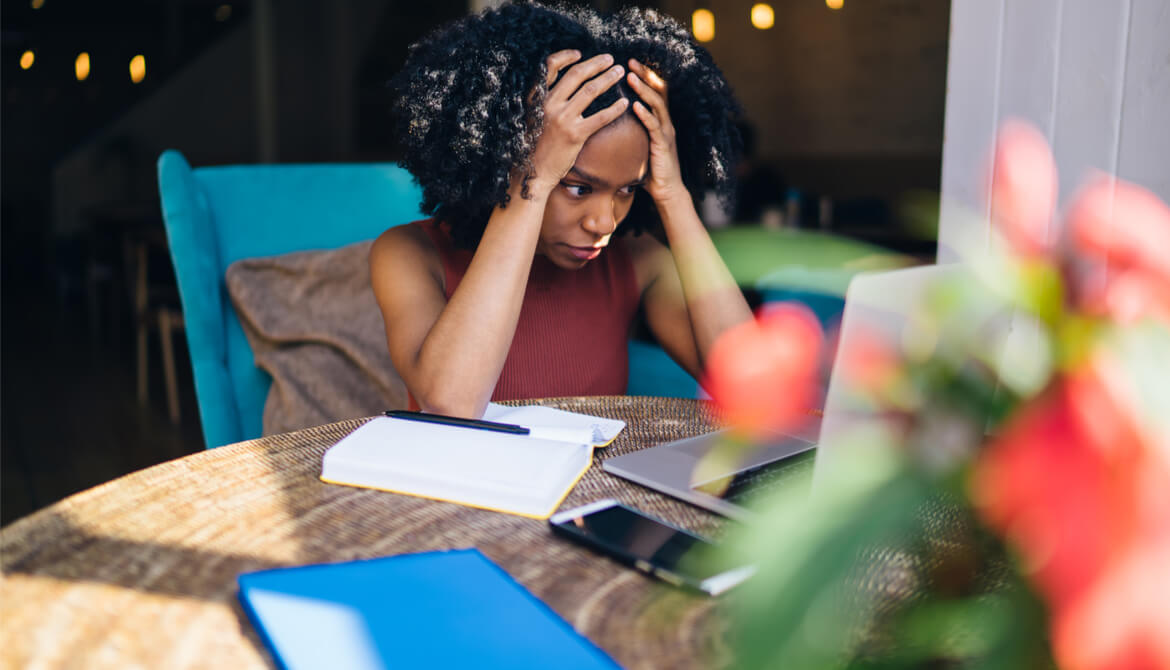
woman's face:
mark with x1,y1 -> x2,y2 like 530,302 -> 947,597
535,115 -> 650,269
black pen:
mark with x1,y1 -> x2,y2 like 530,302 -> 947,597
383,410 -> 530,435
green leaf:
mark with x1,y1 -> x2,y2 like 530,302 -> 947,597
725,447 -> 931,669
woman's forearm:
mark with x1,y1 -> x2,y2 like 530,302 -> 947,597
655,196 -> 753,364
410,182 -> 552,417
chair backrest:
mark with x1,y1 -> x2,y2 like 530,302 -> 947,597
157,150 -> 425,448
626,340 -> 701,399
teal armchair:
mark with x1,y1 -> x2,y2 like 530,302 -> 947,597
157,150 -> 426,448
627,339 -> 701,398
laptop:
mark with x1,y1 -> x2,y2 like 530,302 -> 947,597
603,264 -> 967,522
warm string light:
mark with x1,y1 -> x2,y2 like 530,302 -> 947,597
692,3 -> 842,40
692,8 -> 715,42
751,3 -> 774,29
20,50 -> 35,70
75,52 -> 90,81
30,0 -> 45,9
129,55 -> 146,83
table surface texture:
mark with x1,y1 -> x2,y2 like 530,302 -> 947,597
1,397 -> 738,670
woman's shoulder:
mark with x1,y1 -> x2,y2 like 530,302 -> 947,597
370,219 -> 444,284
373,218 -> 438,254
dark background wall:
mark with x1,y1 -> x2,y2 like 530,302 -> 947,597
675,0 -> 949,158
660,0 -> 949,240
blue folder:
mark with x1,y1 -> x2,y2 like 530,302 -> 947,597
237,548 -> 621,670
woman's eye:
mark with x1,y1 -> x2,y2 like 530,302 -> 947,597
619,185 -> 638,196
562,183 -> 590,197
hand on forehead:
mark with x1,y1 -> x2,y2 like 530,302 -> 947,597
544,49 -> 664,87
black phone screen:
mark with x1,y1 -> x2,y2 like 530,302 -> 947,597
551,504 -> 729,582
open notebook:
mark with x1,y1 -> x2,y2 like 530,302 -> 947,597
321,403 -> 625,519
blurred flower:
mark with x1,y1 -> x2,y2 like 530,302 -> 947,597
1057,529 -> 1170,670
1068,176 -> 1170,284
989,119 -> 1059,257
838,324 -> 902,397
973,354 -> 1170,670
1066,176 -> 1170,323
720,120 -> 1170,669
978,121 -> 1170,669
704,302 -> 822,440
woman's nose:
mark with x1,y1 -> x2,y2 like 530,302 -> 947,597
583,200 -> 618,236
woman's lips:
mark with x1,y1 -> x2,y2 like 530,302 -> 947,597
567,245 -> 604,261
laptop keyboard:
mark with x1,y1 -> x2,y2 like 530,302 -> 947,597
692,449 -> 817,504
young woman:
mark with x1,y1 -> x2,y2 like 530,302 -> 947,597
370,2 -> 753,418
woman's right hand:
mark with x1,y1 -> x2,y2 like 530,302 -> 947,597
523,50 -> 629,195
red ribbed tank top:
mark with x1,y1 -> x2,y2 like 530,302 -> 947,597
413,218 -> 641,403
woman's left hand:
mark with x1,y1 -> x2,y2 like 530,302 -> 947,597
627,59 -> 687,206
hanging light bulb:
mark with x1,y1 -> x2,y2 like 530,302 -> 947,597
129,55 -> 146,83
20,50 -> 35,70
75,52 -> 90,81
826,0 -> 844,9
751,4 -> 774,30
692,8 -> 715,42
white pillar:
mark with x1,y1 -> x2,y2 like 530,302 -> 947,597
938,0 -> 1170,263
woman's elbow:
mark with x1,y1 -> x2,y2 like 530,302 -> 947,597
409,382 -> 488,419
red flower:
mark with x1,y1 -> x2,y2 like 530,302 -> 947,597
703,303 -> 823,440
989,120 -> 1059,257
837,323 -> 902,398
1066,175 -> 1170,323
972,359 -> 1170,670
1068,176 -> 1170,285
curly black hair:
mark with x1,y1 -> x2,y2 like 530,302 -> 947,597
391,1 -> 743,249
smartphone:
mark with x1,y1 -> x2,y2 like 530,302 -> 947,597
548,499 -> 755,596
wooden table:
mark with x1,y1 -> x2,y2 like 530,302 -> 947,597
1,397 -> 733,669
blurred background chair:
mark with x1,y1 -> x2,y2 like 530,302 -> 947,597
710,225 -> 919,327
130,223 -> 185,423
626,339 -> 702,398
157,150 -> 426,448
79,200 -> 186,422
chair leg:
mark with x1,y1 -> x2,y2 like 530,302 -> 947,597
159,309 -> 181,424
